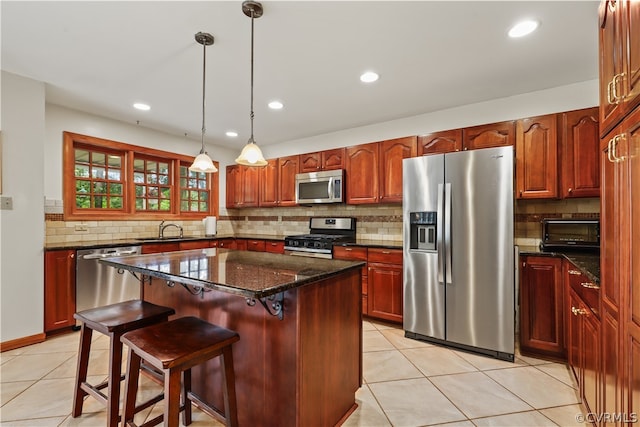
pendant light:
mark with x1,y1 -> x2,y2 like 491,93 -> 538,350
235,1 -> 268,167
189,32 -> 218,173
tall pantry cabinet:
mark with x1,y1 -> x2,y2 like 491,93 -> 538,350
598,0 -> 639,423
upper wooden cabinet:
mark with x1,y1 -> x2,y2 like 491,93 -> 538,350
226,165 -> 260,209
299,148 -> 345,172
599,0 -> 640,137
516,114 -> 558,199
345,142 -> 379,204
417,129 -> 462,155
462,121 -> 515,150
44,249 -> 76,333
560,107 -> 601,198
259,156 -> 298,207
278,155 -> 299,206
378,136 -> 416,203
346,137 -> 414,204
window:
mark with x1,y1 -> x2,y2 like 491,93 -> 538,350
63,132 -> 218,220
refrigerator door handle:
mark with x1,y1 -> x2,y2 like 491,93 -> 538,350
444,183 -> 452,285
437,183 -> 445,284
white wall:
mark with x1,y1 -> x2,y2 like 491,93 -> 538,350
0,72 -> 46,342
263,79 -> 599,159
44,104 -> 238,214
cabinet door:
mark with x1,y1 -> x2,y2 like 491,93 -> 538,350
217,238 -> 237,249
334,246 -> 368,315
561,107 -> 600,198
321,148 -> 345,170
260,158 -> 279,207
417,129 -> 462,155
378,136 -> 416,203
519,256 -> 564,358
368,262 -> 403,323
516,114 -> 558,199
242,165 -> 260,207
278,155 -> 299,206
346,142 -> 379,204
142,243 -> 180,254
626,0 -> 640,114
568,289 -> 583,382
299,152 -> 322,172
226,165 -> 241,208
599,0 -> 625,136
462,121 -> 515,150
44,250 -> 76,332
582,308 -> 601,415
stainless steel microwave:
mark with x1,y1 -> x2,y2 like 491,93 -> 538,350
541,218 -> 600,251
295,169 -> 344,204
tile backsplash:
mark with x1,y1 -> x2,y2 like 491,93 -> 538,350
44,198 -> 599,246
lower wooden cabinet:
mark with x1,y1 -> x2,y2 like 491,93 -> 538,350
367,248 -> 403,323
44,249 -> 76,332
265,241 -> 285,254
519,255 -> 565,358
246,239 -> 266,252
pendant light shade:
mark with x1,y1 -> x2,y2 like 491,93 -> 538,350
189,32 -> 218,174
235,1 -> 267,167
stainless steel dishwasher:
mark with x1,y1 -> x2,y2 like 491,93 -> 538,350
76,246 -> 142,313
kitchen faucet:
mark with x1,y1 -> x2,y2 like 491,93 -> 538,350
158,220 -> 183,238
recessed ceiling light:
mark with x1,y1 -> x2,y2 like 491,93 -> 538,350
360,71 -> 379,83
226,131 -> 238,137
508,20 -> 539,38
133,103 -> 151,111
268,101 -> 284,110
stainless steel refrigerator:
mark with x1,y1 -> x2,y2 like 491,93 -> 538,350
403,146 -> 515,361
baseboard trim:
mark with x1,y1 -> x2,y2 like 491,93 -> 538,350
1,333 -> 46,352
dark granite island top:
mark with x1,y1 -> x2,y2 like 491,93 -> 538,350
102,249 -> 364,427
101,248 -> 364,300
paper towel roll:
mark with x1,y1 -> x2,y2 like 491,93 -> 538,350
203,216 -> 217,236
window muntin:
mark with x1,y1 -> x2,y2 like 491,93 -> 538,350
63,132 -> 218,220
179,164 -> 210,213
134,157 -> 172,212
73,146 -> 124,210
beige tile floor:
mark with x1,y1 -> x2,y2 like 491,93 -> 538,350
1,320 -> 586,426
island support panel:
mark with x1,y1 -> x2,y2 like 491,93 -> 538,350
142,269 -> 362,427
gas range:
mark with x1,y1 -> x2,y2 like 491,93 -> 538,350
284,218 -> 356,259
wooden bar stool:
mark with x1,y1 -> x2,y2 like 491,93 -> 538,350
72,300 -> 175,427
120,316 -> 240,427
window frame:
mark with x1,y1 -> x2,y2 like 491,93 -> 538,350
63,131 -> 218,220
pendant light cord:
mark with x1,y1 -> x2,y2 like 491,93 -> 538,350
201,36 -> 207,154
249,9 -> 255,144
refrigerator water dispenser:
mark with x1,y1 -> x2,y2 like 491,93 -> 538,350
409,211 -> 437,251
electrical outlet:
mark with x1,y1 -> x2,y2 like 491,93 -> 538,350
0,196 -> 13,210
75,224 -> 89,232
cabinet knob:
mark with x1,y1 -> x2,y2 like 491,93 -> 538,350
568,188 -> 573,193
571,306 -> 588,316
70,253 -> 75,259
519,190 -> 523,196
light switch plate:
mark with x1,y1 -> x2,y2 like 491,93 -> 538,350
0,196 -> 13,210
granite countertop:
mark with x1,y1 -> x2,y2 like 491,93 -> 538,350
101,248 -> 364,299
519,245 -> 600,284
44,234 -> 286,251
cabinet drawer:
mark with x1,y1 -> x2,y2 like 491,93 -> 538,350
246,239 -> 266,252
567,267 -> 600,318
264,241 -> 284,254
333,246 -> 368,261
367,248 -> 402,264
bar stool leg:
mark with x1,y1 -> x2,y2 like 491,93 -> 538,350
72,323 -> 93,417
221,346 -> 239,427
107,332 -> 124,427
165,369 -> 182,427
121,348 -> 142,426
182,368 -> 192,426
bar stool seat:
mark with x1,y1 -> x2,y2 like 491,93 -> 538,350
72,300 -> 175,427
121,316 -> 240,427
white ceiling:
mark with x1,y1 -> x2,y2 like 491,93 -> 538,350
1,1 -> 599,151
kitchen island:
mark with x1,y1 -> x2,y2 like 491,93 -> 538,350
102,248 -> 364,427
